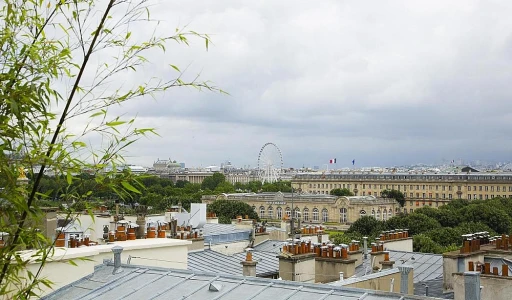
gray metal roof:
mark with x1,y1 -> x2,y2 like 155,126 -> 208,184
253,240 -> 287,253
188,250 -> 279,277
354,250 -> 443,283
202,223 -> 251,245
43,262 -> 441,300
254,241 -> 444,283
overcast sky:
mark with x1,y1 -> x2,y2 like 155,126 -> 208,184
85,0 -> 512,169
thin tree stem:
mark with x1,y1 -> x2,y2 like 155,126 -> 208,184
0,0 -> 117,292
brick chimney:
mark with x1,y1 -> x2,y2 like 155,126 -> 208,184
443,233 -> 486,291
241,249 -> 257,277
314,244 -> 357,283
379,251 -> 395,270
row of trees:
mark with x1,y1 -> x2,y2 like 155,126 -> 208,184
331,197 -> 512,254
36,173 -> 292,216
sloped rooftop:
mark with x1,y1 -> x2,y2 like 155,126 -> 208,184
43,262 -> 441,300
188,249 -> 278,277
254,241 -> 451,299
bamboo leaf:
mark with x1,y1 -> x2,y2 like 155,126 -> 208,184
106,121 -> 126,127
170,65 -> 180,72
121,181 -> 141,194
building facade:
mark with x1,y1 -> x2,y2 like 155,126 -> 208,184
202,192 -> 399,224
292,173 -> 512,213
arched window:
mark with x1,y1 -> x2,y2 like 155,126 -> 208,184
359,209 -> 367,219
340,208 -> 347,223
322,208 -> 329,222
268,206 -> 273,219
277,207 -> 283,219
313,208 -> 319,221
294,207 -> 300,218
303,208 -> 309,221
285,207 -> 291,218
371,209 -> 375,219
383,208 -> 387,221
388,208 -> 392,219
377,209 -> 381,220
259,206 -> 265,218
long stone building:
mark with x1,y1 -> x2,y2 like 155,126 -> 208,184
202,192 -> 400,224
292,172 -> 512,213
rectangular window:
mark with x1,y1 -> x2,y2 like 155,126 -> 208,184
468,186 -> 471,191
479,194 -> 483,200
422,185 -> 426,190
416,193 -> 419,198
410,193 -> 413,198
363,184 -> 366,189
468,195 -> 472,200
497,186 -> 501,192
479,186 -> 482,191
485,195 -> 489,200
416,185 -> 420,190
436,193 -> 439,199
449,194 -> 452,199
422,193 -> 426,198
410,201 -> 413,206
449,186 -> 453,191
436,185 -> 439,191
442,194 -> 446,199
442,186 -> 446,191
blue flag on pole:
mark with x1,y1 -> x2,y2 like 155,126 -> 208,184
352,159 -> 355,165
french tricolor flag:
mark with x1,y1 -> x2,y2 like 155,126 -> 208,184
329,158 -> 337,164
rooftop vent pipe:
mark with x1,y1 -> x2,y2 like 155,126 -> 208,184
112,245 -> 123,275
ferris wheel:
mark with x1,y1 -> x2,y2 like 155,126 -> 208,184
257,142 -> 283,183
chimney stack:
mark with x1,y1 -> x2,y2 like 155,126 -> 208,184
241,249 -> 257,277
363,237 -> 368,259
463,271 -> 481,300
398,265 -> 413,295
112,245 -> 123,275
380,251 -> 395,270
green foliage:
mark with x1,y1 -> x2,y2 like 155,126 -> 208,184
0,0 -> 220,297
201,173 -> 226,191
347,196 -> 512,254
207,200 -> 260,224
330,188 -> 354,196
413,234 -> 442,253
381,189 -> 405,207
261,181 -> 292,192
401,213 -> 442,236
347,216 -> 384,236
330,231 -> 364,245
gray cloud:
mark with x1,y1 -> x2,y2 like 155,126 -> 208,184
68,0 -> 512,168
